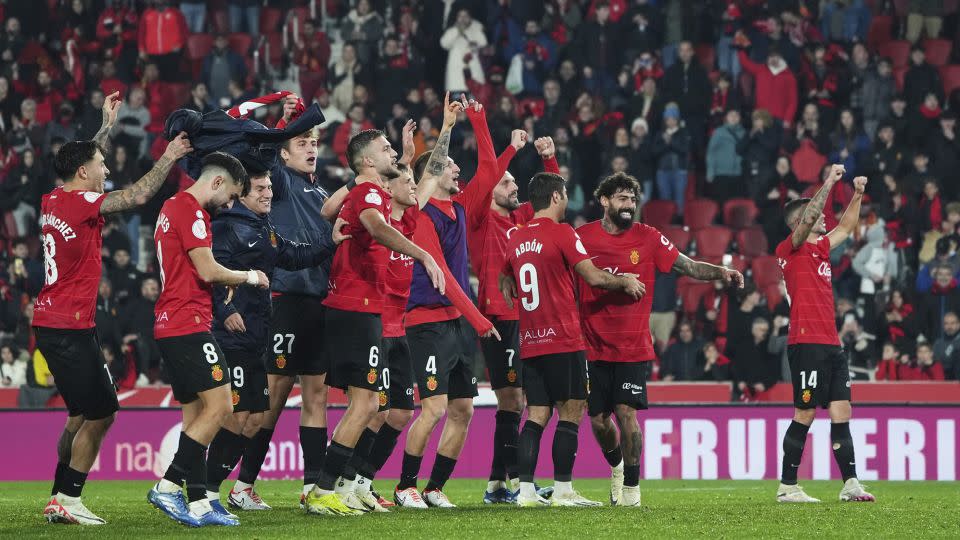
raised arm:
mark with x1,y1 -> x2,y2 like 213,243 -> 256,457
826,176 -> 866,248
321,184 -> 350,222
92,91 -> 121,148
358,207 -> 445,294
99,133 -> 193,214
672,252 -> 744,287
790,164 -> 843,249
534,136 -> 560,173
459,98 -> 524,220
416,92 -> 463,209
188,247 -> 269,288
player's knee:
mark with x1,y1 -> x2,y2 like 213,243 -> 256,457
420,397 -> 448,424
614,405 -> 637,428
793,408 -> 816,425
447,400 -> 474,426
244,413 -> 263,435
526,406 -> 552,426
495,389 -> 523,413
589,414 -> 609,434
829,401 -> 852,423
557,400 -> 586,423
387,409 -> 414,430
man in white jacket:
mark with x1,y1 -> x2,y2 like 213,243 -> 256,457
440,9 -> 487,94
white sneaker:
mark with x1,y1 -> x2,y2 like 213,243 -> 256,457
135,373 -> 150,387
552,489 -> 603,507
354,479 -> 389,512
517,491 -> 551,507
776,483 -> 820,503
620,485 -> 641,507
228,485 -> 272,510
44,495 -> 106,525
339,491 -> 371,513
839,478 -> 876,502
610,462 -> 624,506
393,487 -> 428,509
423,489 -> 456,508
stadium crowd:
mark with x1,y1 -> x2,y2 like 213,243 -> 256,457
1,0 -> 959,405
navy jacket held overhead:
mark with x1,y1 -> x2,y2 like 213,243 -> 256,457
211,203 -> 335,353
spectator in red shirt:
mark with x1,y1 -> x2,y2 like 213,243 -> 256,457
137,0 -> 188,81
737,41 -> 798,128
332,103 -> 375,166
875,342 -> 901,380
99,59 -> 128,102
32,71 -> 63,126
915,342 -> 947,380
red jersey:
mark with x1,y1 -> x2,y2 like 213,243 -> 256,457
577,222 -> 679,362
382,206 -> 419,338
775,235 -> 840,345
33,188 -> 106,329
468,203 -> 535,321
503,217 -> 590,359
154,193 -> 214,338
323,182 -> 392,314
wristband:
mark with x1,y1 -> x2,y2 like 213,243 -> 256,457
346,179 -> 357,191
246,270 -> 259,286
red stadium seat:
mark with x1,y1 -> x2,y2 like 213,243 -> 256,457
893,0 -> 910,16
677,278 -> 713,319
643,200 -> 677,229
736,227 -> 769,258
878,40 -> 911,68
924,39 -> 953,66
867,15 -> 894,51
939,65 -> 960,96
228,33 -> 253,55
660,225 -> 691,252
893,66 -> 908,91
695,44 -> 716,72
722,198 -> 758,229
260,7 -> 284,34
764,283 -> 785,309
791,139 -> 827,184
751,255 -> 782,288
683,199 -> 718,230
693,226 -> 733,258
261,32 -> 284,66
704,254 -> 749,274
186,34 -> 213,60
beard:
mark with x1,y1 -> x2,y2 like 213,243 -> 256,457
608,207 -> 635,229
379,164 -> 402,180
495,193 -> 520,210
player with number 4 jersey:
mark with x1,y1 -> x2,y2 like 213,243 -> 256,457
774,165 -> 875,504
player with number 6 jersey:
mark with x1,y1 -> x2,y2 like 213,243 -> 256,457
34,92 -> 194,527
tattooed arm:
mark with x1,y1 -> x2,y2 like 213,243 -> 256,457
826,175 -> 867,248
92,91 -> 122,149
791,164 -> 844,248
99,133 -> 193,215
672,253 -> 745,287
416,92 -> 463,209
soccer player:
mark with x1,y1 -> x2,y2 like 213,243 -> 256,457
500,172 -> 645,507
775,164 -> 875,503
35,91 -> 192,525
577,173 -> 743,506
395,98 -> 524,508
147,153 -> 271,527
202,165 -> 348,513
305,129 -> 445,516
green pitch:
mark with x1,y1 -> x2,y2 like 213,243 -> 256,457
2,480 -> 958,539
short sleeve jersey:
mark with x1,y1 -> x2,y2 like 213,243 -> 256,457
775,235 -> 841,345
32,188 -> 106,329
468,203 -> 534,321
503,217 -> 591,359
323,182 -> 392,314
577,221 -> 679,362
154,192 -> 214,339
382,205 -> 419,337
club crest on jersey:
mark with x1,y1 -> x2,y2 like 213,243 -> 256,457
378,391 -> 388,407
630,249 -> 640,265
211,364 -> 224,382
506,369 -> 517,383
232,389 -> 240,406
275,354 -> 286,369
801,389 -> 812,403
367,369 -> 378,385
426,376 -> 438,391
269,231 -> 277,247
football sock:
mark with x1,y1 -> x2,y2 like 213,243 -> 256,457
237,428 -> 274,485
363,425 -> 402,480
491,410 -> 521,481
603,445 -> 624,468
553,421 -> 579,482
59,466 -> 87,498
316,441 -> 352,492
52,462 -> 69,496
397,452 -> 423,490
781,421 -> 811,485
624,465 -> 641,487
831,422 -> 857,481
343,428 -> 377,482
425,454 -> 457,491
163,432 -> 200,488
517,421 -> 545,483
205,428 -> 246,492
185,441 -> 209,503
300,426 -> 328,487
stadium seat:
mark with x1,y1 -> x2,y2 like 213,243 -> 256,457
677,278 -> 713,319
683,199 -> 718,230
695,44 -> 716,72
867,15 -> 894,51
693,226 -> 733,258
260,7 -> 284,35
924,39 -> 953,66
791,139 -> 827,184
704,254 -> 749,274
878,40 -> 911,68
893,66 -> 908,91
735,227 -> 769,258
722,198 -> 758,229
661,225 -> 691,252
186,34 -> 214,61
261,32 -> 284,67
751,255 -> 782,288
228,33 -> 253,56
892,0 -> 910,16
939,65 -> 960,96
764,283 -> 784,309
643,200 -> 677,229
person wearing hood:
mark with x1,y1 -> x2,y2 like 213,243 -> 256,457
651,102 -> 690,213
852,218 -> 898,298
737,41 -> 798,128
919,263 -> 960,342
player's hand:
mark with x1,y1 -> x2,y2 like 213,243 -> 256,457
828,163 -> 845,184
400,119 -> 417,164
254,270 -> 270,289
282,94 -> 300,122
421,254 -> 446,294
510,129 -> 528,151
621,274 -> 645,300
442,92 -> 464,128
482,325 -> 502,341
534,136 -> 555,159
102,91 -> 121,128
332,217 -> 352,245
723,268 -> 745,288
224,313 -> 246,333
162,132 -> 193,160
460,93 -> 482,114
499,274 -> 517,309
853,175 -> 868,195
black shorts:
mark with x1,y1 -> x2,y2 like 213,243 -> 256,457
481,319 -> 522,390
787,344 -> 851,409
33,327 -> 119,420
379,336 -> 415,411
156,332 -> 231,405
267,294 -> 327,377
587,360 -> 650,417
523,351 -> 588,407
324,307 -> 383,392
407,317 -> 479,400
224,348 -> 269,413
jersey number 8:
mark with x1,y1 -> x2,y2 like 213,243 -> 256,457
42,233 -> 58,285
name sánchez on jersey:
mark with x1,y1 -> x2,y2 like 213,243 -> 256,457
39,213 -> 77,241
515,239 -> 543,258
